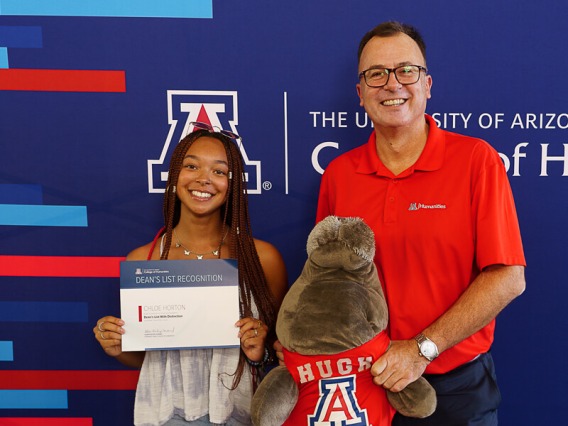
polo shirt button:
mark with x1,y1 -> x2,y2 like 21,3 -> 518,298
389,197 -> 395,202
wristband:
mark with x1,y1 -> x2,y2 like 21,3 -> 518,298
246,347 -> 270,366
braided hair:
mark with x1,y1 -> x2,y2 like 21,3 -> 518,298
160,129 -> 278,388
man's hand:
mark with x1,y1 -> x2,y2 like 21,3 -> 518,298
371,339 -> 430,392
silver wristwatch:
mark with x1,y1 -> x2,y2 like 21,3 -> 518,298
415,333 -> 439,362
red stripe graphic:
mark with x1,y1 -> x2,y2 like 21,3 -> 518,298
0,69 -> 126,92
0,370 -> 139,390
139,305 -> 143,322
0,418 -> 93,426
0,256 -> 124,277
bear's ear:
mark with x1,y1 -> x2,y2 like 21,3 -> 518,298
307,216 -> 375,262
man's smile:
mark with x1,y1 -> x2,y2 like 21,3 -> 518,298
381,98 -> 407,106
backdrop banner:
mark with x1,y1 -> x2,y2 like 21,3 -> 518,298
0,1 -> 564,424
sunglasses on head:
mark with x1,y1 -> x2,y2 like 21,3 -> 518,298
188,121 -> 242,142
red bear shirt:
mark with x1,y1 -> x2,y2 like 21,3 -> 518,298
282,331 -> 394,426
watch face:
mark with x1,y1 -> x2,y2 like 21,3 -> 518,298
421,341 -> 437,358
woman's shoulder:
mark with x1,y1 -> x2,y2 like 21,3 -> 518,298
252,238 -> 288,303
126,241 -> 158,261
252,238 -> 282,260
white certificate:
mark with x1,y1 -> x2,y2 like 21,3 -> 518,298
120,259 -> 240,351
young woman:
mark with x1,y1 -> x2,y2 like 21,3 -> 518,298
94,123 -> 288,426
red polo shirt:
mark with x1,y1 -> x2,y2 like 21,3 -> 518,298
316,115 -> 526,374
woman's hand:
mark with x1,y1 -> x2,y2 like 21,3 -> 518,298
235,317 -> 268,363
93,316 -> 125,358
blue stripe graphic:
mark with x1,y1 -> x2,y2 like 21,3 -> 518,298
0,184 -> 43,204
0,301 -> 88,322
0,204 -> 87,226
0,46 -> 6,68
0,390 -> 68,409
0,341 -> 14,361
0,25 -> 42,47
0,0 -> 213,18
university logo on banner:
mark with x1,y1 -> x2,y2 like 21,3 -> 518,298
148,90 -> 261,194
309,375 -> 368,426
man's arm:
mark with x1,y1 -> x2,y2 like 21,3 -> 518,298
371,264 -> 525,392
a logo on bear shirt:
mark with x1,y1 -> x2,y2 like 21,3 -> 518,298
309,375 -> 368,426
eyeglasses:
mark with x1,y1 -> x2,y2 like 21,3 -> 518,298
358,65 -> 427,88
188,121 -> 242,142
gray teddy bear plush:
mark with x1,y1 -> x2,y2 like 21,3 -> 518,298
251,216 -> 436,426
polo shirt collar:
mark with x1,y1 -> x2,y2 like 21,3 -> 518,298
357,114 -> 445,178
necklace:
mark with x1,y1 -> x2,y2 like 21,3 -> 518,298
173,229 -> 227,259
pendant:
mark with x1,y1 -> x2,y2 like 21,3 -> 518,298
196,254 -> 204,260
184,249 -> 190,256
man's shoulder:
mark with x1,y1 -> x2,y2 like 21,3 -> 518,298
326,141 -> 368,169
439,129 -> 503,170
439,126 -> 488,145
442,128 -> 497,152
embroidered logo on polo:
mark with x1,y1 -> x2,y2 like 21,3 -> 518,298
408,202 -> 447,211
309,375 -> 368,426
147,90 -> 261,194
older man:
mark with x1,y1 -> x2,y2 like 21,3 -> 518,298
316,21 -> 526,425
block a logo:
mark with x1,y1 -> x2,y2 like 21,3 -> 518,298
148,90 -> 261,194
309,375 -> 368,426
